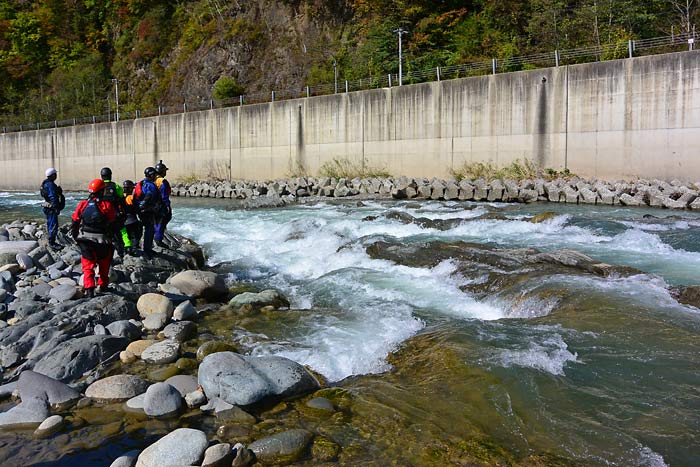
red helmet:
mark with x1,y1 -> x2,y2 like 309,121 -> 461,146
88,179 -> 106,193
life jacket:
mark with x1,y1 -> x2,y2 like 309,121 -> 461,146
81,198 -> 107,234
134,180 -> 143,198
138,179 -> 162,213
103,181 -> 119,204
40,180 -> 65,211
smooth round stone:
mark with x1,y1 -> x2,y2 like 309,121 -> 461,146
85,375 -> 150,402
137,293 -> 174,319
34,415 -> 64,438
173,300 -> 196,321
135,428 -> 208,467
143,312 -> 168,331
141,340 -> 180,365
202,443 -> 233,467
175,358 -> 198,370
16,253 -> 34,270
49,284 -> 78,302
168,270 -> 227,300
143,382 -> 182,418
161,321 -> 196,342
185,390 -> 206,408
120,350 -> 137,364
109,449 -> 140,467
126,340 -> 156,357
125,393 -> 145,413
164,375 -> 198,397
248,429 -> 314,463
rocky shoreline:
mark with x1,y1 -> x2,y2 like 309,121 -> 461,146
0,220 -> 334,466
172,176 -> 700,210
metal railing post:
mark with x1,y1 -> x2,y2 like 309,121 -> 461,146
183,103 -> 187,112
628,40 -> 634,58
158,106 -> 162,115
306,86 -> 310,97
345,80 -> 349,93
240,95 -> 244,106
437,67 -> 441,81
492,58 -> 497,74
271,91 -> 275,102
210,99 -> 214,110
555,50 -> 560,67
389,74 -> 392,87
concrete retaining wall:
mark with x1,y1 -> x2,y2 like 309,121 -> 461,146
1,51 -> 699,190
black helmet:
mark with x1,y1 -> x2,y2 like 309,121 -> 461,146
144,167 -> 157,179
123,180 -> 135,189
100,167 -> 112,180
155,160 -> 168,176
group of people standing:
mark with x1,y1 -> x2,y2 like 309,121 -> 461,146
40,161 -> 172,298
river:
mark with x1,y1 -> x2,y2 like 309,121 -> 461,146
1,191 -> 699,466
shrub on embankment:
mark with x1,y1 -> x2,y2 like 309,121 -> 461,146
171,176 -> 700,211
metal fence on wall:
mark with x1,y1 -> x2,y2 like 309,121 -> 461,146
2,31 -> 697,134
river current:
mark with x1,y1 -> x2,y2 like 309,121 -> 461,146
1,192 -> 699,466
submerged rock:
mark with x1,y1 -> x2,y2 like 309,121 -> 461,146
18,371 -> 80,409
0,395 -> 49,428
248,429 -> 314,464
228,289 -> 289,310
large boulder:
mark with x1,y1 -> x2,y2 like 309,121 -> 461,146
0,241 -> 38,267
0,396 -> 50,428
141,340 -> 180,364
135,428 -> 208,467
198,352 -> 320,406
168,270 -> 227,300
228,289 -> 289,309
32,335 -> 128,383
85,374 -> 150,402
17,371 -> 80,409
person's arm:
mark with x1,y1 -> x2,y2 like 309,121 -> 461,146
160,180 -> 171,208
47,182 -> 58,209
70,202 -> 84,239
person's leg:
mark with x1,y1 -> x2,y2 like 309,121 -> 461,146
81,255 -> 96,295
96,246 -> 113,289
142,215 -> 155,255
44,208 -> 59,244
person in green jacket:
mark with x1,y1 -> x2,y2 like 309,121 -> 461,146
100,167 -> 132,257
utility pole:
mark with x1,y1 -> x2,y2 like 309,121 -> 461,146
393,27 -> 409,86
112,78 -> 119,122
303,44 -> 338,94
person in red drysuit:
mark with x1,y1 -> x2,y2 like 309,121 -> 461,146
71,179 -> 117,298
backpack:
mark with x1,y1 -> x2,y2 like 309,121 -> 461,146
56,186 -> 66,211
103,181 -> 118,203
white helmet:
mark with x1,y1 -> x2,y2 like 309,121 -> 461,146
45,167 -> 57,177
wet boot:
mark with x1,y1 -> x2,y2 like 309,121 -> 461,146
84,288 -> 95,299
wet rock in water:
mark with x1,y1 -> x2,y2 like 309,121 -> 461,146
164,375 -> 198,397
196,340 -> 238,360
32,335 -> 128,383
120,350 -> 137,364
202,443 -> 233,467
137,293 -> 174,319
167,270 -> 228,300
18,371 -> 80,409
85,374 -> 150,402
48,284 -> 78,302
306,397 -> 335,412
185,390 -> 206,408
106,320 -> 142,341
126,339 -> 156,357
124,393 -> 145,413
201,397 -> 256,423
228,289 -> 289,310
172,300 -> 196,321
143,382 -> 182,418
135,428 -> 208,467
248,429 -> 314,464
198,352 -> 320,406
231,443 -> 255,467
33,414 -> 64,438
175,357 -> 198,370
109,449 -> 140,467
311,435 -> 341,462
141,340 -> 180,364
671,285 -> 700,309
0,395 -> 50,428
161,321 -> 196,342
529,211 -> 558,223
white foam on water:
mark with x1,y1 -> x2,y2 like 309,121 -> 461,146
633,446 -> 669,467
497,333 -> 579,376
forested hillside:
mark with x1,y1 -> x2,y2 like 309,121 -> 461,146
0,0 -> 696,126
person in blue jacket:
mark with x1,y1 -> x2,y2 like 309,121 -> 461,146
40,167 -> 66,250
136,167 -> 161,260
154,160 -> 172,248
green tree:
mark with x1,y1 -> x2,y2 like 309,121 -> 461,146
213,76 -> 243,99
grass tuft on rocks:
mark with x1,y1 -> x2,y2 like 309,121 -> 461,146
319,157 -> 391,179
450,158 -> 573,182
